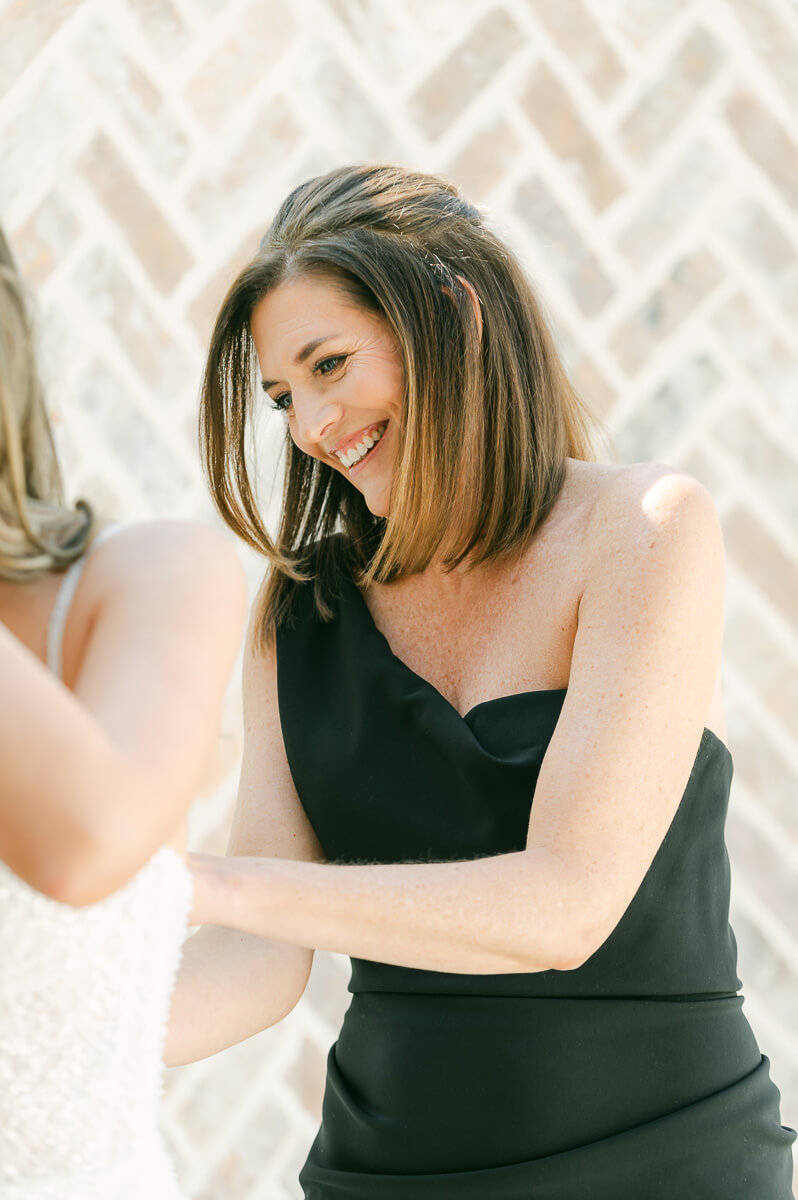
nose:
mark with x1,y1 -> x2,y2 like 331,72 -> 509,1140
292,391 -> 343,448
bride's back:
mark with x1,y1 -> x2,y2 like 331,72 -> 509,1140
0,230 -> 245,1198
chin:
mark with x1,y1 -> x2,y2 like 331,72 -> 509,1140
361,482 -> 391,518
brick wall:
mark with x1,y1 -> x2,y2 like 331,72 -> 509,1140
2,1 -> 796,1195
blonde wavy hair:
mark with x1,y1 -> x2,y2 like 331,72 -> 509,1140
0,226 -> 93,581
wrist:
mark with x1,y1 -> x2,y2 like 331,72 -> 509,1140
187,852 -> 230,926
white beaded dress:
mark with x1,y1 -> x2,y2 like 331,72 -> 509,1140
0,528 -> 193,1199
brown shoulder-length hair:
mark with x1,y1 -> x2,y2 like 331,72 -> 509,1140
200,163 -> 605,644
0,226 -> 93,581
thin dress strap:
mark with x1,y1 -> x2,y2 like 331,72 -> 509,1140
46,523 -> 125,681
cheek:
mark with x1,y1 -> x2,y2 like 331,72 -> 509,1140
287,420 -> 316,459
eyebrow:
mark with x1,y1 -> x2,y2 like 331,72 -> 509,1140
261,335 -> 340,391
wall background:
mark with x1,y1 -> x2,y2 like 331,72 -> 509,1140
2,0 -> 797,1195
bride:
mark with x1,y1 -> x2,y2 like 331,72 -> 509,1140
0,229 -> 246,1197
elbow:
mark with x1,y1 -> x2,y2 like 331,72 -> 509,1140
35,827 -> 142,907
552,918 -> 614,972
280,949 -> 314,1016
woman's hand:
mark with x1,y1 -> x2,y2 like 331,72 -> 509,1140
162,469 -> 728,978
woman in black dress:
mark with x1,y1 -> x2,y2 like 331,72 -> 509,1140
185,163 -> 796,1197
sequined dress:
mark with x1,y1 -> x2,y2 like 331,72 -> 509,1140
0,529 -> 193,1199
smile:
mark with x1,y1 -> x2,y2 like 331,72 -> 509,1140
334,421 -> 388,470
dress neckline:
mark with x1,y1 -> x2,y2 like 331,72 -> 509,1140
346,571 -> 732,762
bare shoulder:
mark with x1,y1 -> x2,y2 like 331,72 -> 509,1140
581,460 -> 724,568
88,519 -> 247,610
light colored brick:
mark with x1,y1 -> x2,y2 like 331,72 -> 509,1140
620,26 -> 724,162
519,62 -> 624,212
185,1 -> 297,132
408,8 -> 521,139
78,133 -> 192,294
0,0 -> 81,96
713,405 -> 798,526
194,1098 -> 291,1198
525,0 -> 624,99
725,600 -> 798,732
611,250 -> 723,374
613,0 -> 689,49
727,0 -> 798,109
70,359 -> 189,510
729,906 -> 797,1029
187,95 -> 301,234
70,245 -> 185,396
446,114 -> 520,201
515,175 -> 614,315
723,504 -> 798,631
401,0 -> 484,40
303,49 -> 405,160
617,138 -> 724,264
724,198 -> 798,315
727,811 -> 798,928
712,293 -> 798,433
567,353 -> 616,422
725,89 -> 798,212
678,446 -> 727,497
726,698 -> 798,839
188,226 -> 264,343
327,0 -> 415,78
12,190 -> 79,286
127,0 -> 190,61
614,354 -> 722,462
72,17 -> 189,178
0,68 -> 81,210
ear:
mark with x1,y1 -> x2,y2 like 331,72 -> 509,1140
442,273 -> 483,343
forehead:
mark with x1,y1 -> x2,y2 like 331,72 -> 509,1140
250,275 -> 372,356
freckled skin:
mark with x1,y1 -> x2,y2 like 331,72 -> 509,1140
250,276 -> 727,744
251,277 -> 406,519
185,274 -> 736,992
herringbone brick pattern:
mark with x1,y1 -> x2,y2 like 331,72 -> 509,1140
2,1 -> 796,1195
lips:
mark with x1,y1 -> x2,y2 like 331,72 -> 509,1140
330,420 -> 389,469
329,420 -> 388,461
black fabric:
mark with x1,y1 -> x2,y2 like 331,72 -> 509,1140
276,550 -> 796,1198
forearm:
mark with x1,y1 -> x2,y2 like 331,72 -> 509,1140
0,625 -> 123,891
1,625 -> 185,902
164,925 -> 312,1067
190,849 -> 591,975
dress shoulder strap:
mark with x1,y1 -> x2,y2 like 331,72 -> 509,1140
46,523 -> 125,680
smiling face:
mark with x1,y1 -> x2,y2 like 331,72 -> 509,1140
251,274 -> 405,518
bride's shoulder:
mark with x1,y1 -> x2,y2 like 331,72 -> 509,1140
79,518 -> 247,639
86,518 -> 244,592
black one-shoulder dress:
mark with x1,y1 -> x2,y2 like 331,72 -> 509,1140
276,556 -> 796,1199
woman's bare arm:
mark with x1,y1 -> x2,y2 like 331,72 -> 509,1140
164,607 -> 323,1067
187,467 -> 727,974
0,520 -> 247,904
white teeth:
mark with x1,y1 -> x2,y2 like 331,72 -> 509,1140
336,422 -> 387,468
